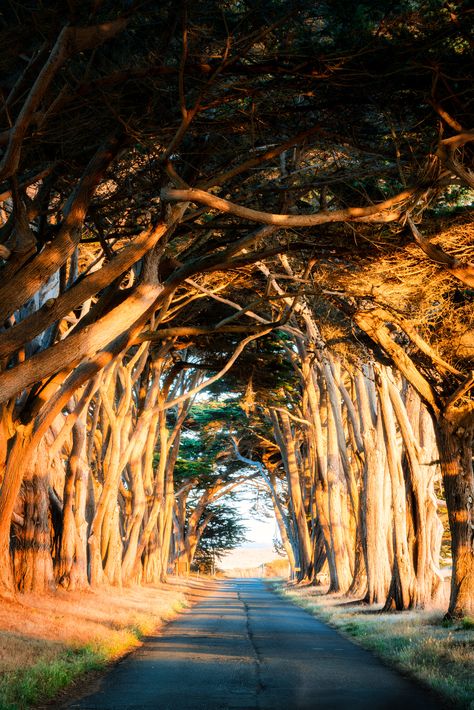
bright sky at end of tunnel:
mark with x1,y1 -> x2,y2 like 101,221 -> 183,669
244,514 -> 276,547
218,496 -> 279,570
236,495 -> 277,547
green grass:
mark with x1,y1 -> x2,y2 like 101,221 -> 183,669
273,583 -> 474,709
0,646 -> 105,710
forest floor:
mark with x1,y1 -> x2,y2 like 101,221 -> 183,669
0,577 -> 215,710
273,582 -> 474,709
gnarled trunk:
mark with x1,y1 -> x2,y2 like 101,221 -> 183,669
436,419 -> 474,617
356,370 -> 391,603
0,423 -> 34,597
326,393 -> 353,592
57,414 -> 90,590
13,444 -> 55,593
271,409 -> 313,581
377,369 -> 415,610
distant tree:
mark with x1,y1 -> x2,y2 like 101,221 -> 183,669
192,503 -> 247,575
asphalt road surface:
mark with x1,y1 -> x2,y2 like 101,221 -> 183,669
68,579 -> 444,710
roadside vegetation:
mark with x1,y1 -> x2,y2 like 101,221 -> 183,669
0,581 -> 200,709
275,583 -> 474,709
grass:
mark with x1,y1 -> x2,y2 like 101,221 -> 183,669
0,646 -> 104,710
0,579 -> 209,710
273,582 -> 474,709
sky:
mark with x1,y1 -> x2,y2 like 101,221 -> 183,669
235,493 -> 277,547
243,513 -> 276,548
218,494 -> 280,570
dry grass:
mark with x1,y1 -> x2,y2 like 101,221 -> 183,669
275,583 -> 474,709
264,559 -> 290,577
0,577 -> 214,709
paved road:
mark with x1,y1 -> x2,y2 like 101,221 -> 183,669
68,579 -> 443,710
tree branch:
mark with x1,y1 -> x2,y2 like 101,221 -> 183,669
407,217 -> 474,288
161,186 -> 416,227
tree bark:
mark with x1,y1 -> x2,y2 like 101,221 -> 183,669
326,389 -> 353,593
356,370 -> 391,603
377,367 -> 415,610
271,409 -> 313,581
0,423 -> 34,596
13,443 -> 55,593
436,419 -> 474,617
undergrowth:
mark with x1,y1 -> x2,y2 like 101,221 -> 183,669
0,614 -> 166,709
0,645 -> 104,710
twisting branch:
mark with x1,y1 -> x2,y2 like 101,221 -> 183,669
198,125 -> 323,189
0,135 -> 123,323
161,186 -> 416,227
0,20 -> 128,182
445,371 -> 474,413
162,328 -> 272,410
407,217 -> 474,288
436,131 -> 474,189
230,437 -> 295,547
0,222 -> 170,361
135,323 -> 277,342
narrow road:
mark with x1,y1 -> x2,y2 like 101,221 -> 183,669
68,579 -> 443,710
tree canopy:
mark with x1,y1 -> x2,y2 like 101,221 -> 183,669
0,0 -> 472,618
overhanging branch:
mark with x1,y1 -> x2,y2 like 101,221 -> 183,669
161,186 -> 415,227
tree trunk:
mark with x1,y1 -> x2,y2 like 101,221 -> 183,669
356,370 -> 391,603
436,418 -> 474,617
71,417 -> 90,590
104,504 -> 123,586
271,409 -> 313,581
326,392 -> 353,592
0,423 -> 34,597
159,464 -> 175,582
306,373 -> 339,588
121,437 -> 147,584
57,414 -> 90,590
377,368 -> 415,610
269,473 -> 298,573
14,445 -> 55,593
143,527 -> 161,584
388,378 -> 444,607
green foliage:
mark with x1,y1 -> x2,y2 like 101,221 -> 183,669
202,332 -> 300,407
192,503 -> 247,572
174,446 -> 214,484
0,647 -> 104,710
175,401 -> 244,489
